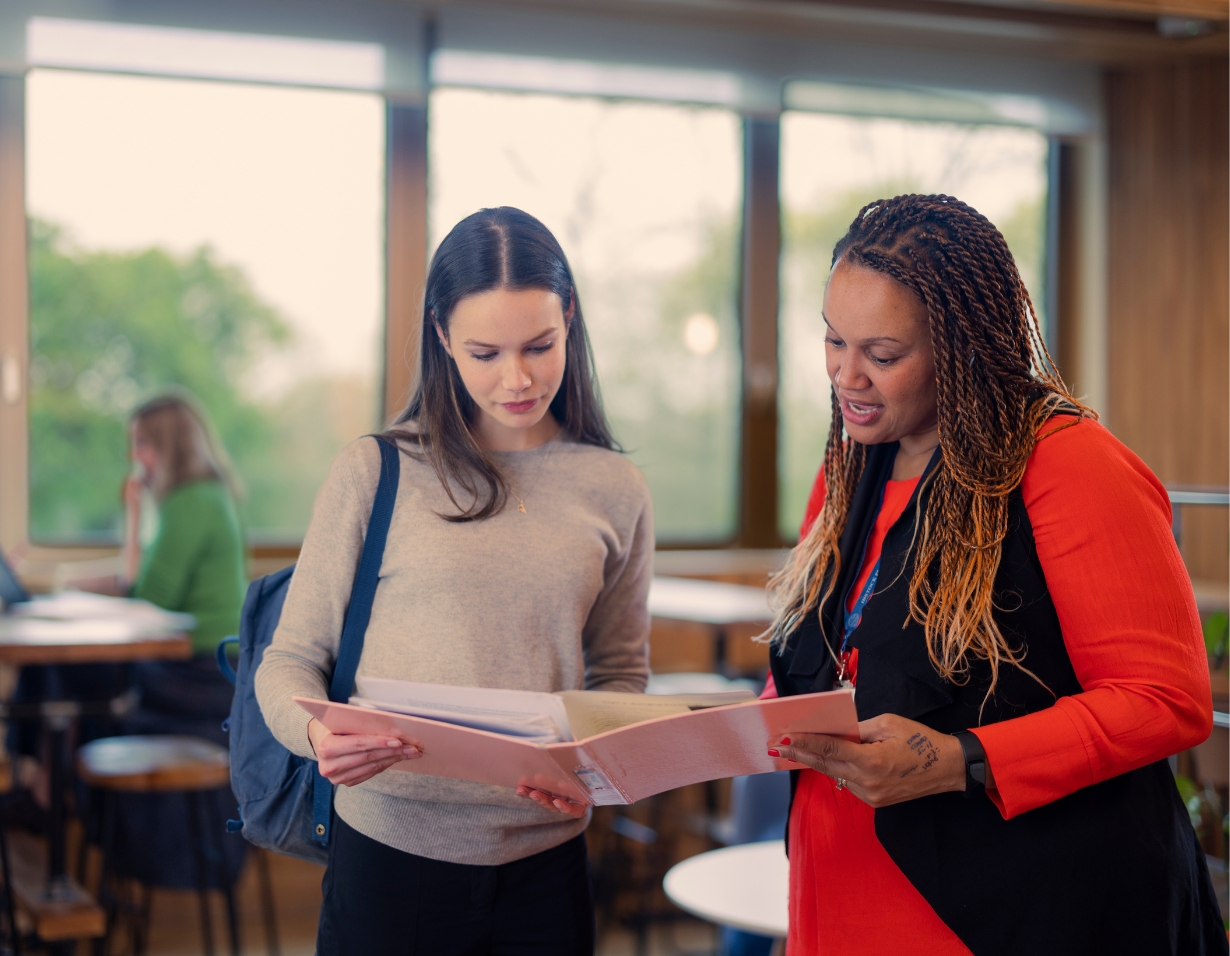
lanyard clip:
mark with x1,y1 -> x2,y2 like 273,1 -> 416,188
835,647 -> 859,690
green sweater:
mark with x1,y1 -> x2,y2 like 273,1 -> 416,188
133,479 -> 246,655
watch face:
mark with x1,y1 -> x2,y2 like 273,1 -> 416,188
971,761 -> 987,786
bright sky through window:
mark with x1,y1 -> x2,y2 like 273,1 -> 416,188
26,70 -> 384,396
430,88 -> 743,541
26,68 -> 385,540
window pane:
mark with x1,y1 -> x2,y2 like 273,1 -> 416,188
778,113 -> 1049,539
429,88 -> 743,541
26,69 -> 385,542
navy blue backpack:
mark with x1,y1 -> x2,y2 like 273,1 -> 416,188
217,437 -> 399,863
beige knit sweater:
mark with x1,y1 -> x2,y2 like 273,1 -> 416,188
254,434 -> 653,865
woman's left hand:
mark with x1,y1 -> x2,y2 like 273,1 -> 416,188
771,713 -> 969,808
515,786 -> 589,819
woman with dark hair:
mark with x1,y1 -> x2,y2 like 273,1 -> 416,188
760,195 -> 1223,955
256,207 -> 652,955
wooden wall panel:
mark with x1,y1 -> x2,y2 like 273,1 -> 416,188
1106,56 -> 1229,584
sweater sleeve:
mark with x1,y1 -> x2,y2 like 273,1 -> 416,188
254,440 -> 375,759
132,487 -> 207,613
581,469 -> 654,694
971,419 -> 1213,819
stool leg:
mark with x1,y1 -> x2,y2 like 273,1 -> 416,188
255,851 -> 280,956
92,792 -> 118,956
186,792 -> 215,956
222,884 -> 241,956
76,787 -> 95,887
132,883 -> 152,956
206,792 -> 241,956
0,825 -> 22,956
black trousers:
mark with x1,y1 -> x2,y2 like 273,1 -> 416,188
317,816 -> 595,956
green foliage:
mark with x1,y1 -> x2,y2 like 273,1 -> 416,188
996,195 -> 1047,335
1204,612 -> 1229,661
28,219 -> 289,540
588,215 -> 742,541
1174,773 -> 1228,850
1175,773 -> 1202,823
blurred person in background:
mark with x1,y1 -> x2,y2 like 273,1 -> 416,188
117,391 -> 247,656
61,391 -> 248,724
106,391 -> 248,887
13,390 -> 247,717
11,392 -> 248,885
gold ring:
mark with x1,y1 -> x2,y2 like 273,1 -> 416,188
835,777 -> 846,790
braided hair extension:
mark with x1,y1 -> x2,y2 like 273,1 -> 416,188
767,194 -> 1093,699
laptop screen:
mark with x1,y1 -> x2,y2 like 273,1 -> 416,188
0,551 -> 30,607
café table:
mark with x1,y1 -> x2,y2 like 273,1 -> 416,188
664,839 -> 788,954
0,614 -> 191,949
648,576 -> 773,677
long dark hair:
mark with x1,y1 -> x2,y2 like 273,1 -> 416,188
386,206 -> 618,521
768,194 -> 1090,698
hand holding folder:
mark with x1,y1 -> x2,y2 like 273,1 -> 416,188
297,680 -> 858,805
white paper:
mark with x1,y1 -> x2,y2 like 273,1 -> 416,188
353,677 -> 575,741
0,617 -> 163,643
9,591 -> 195,632
350,677 -> 756,744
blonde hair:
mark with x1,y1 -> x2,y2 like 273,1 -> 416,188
129,392 -> 242,502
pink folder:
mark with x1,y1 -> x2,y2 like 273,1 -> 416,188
296,689 -> 858,805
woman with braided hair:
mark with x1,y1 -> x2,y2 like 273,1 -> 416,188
760,194 -> 1224,955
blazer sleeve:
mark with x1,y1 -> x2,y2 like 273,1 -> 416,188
971,418 -> 1213,819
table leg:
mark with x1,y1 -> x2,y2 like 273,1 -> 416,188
44,717 -> 71,897
714,626 -> 729,678
44,718 -> 75,956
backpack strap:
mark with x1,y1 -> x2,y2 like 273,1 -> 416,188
312,436 -> 401,846
328,436 -> 401,703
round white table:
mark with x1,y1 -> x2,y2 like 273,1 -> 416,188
663,839 -> 789,939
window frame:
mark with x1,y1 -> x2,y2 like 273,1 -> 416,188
0,58 -> 1076,560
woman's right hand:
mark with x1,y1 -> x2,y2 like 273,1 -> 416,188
307,718 -> 422,787
123,474 -> 143,515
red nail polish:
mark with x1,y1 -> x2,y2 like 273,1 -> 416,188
767,749 -> 780,757
780,737 -> 791,746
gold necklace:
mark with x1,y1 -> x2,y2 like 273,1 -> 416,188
511,439 -> 555,514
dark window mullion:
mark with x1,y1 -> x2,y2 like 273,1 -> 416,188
737,116 -> 782,548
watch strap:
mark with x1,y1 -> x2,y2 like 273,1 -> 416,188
954,730 -> 987,796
